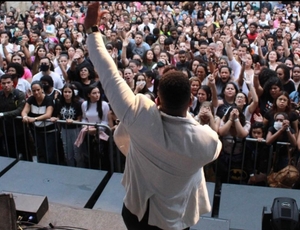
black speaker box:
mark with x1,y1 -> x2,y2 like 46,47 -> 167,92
2,191 -> 49,224
0,193 -> 17,230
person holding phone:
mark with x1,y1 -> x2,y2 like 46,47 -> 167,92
84,3 -> 222,230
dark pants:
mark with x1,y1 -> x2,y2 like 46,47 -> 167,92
122,202 -> 190,230
83,135 -> 109,170
35,130 -> 58,164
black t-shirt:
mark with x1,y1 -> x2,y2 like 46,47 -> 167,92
283,80 -> 296,95
259,97 -> 273,118
57,101 -> 83,129
264,110 -> 298,130
79,79 -> 96,100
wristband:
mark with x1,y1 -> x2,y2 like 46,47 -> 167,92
23,116 -> 28,119
234,118 -> 239,122
86,25 -> 99,34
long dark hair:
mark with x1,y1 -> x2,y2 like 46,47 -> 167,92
60,83 -> 76,106
86,84 -> 103,120
223,105 -> 246,127
271,91 -> 291,115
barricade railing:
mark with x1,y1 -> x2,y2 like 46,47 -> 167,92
0,116 -> 123,175
213,137 -> 297,187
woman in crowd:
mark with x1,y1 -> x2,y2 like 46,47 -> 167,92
189,57 -> 202,77
123,67 -> 135,91
54,53 -> 70,84
266,112 -> 297,172
52,44 -> 64,68
80,84 -> 110,170
246,122 -> 270,186
53,83 -> 84,167
189,76 -> 202,116
275,63 -> 296,94
144,69 -> 158,98
142,49 -> 157,71
235,75 -> 259,123
31,45 -> 47,76
217,106 -> 250,183
21,81 -> 57,164
6,62 -> 31,95
151,43 -> 162,61
216,81 -> 239,119
263,91 -> 298,136
78,65 -> 96,99
255,71 -> 283,117
133,72 -> 155,101
11,53 -> 32,84
195,101 -> 220,133
67,46 -> 76,66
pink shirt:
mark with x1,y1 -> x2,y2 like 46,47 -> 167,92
22,68 -> 32,81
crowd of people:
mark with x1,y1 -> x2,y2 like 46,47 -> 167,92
0,1 -> 300,187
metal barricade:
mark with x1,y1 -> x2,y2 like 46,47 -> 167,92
0,116 -> 118,175
214,137 -> 274,186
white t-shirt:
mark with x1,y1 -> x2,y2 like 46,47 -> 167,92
16,78 -> 31,94
54,65 -> 70,85
32,71 -> 64,90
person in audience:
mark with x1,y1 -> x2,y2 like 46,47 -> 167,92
216,82 -> 239,119
263,91 -> 298,136
245,122 -> 270,186
11,52 -> 32,83
133,72 -> 155,101
6,62 -> 31,95
235,76 -> 259,124
195,101 -> 220,133
276,63 -> 296,94
21,81 -> 57,164
80,84 -> 110,170
54,53 -> 70,84
52,83 -> 84,167
32,56 -> 64,90
0,74 -> 29,160
266,112 -> 297,172
217,105 -> 250,184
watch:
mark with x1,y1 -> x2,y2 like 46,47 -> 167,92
86,25 -> 99,34
35,117 -> 38,121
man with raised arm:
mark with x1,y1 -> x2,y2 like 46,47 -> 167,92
84,3 -> 222,230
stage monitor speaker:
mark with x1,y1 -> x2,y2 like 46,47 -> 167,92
2,191 -> 49,224
0,193 -> 17,230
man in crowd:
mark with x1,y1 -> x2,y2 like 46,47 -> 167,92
0,74 -> 28,160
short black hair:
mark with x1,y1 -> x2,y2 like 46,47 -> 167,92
40,75 -> 54,87
158,70 -> 191,111
164,37 -> 173,45
0,73 -> 13,81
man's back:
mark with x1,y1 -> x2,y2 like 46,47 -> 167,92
116,102 -> 221,229
87,31 -> 221,230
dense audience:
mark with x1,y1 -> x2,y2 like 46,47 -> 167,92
1,1 -> 300,187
